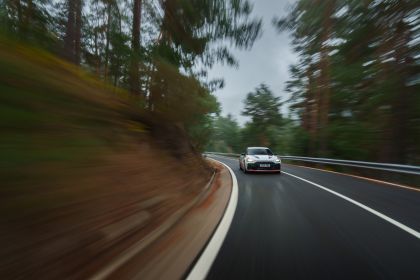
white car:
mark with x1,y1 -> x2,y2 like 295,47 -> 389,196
239,147 -> 281,173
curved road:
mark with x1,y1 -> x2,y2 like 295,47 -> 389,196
205,155 -> 420,280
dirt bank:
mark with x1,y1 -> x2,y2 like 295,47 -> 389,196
0,39 -> 212,279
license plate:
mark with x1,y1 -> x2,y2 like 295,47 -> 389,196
260,164 -> 270,168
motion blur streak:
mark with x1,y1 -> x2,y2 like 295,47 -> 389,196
0,41 -> 212,279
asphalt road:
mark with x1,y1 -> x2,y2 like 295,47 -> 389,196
205,155 -> 420,280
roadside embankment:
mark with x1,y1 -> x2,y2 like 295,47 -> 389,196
0,39 -> 216,279
92,160 -> 233,280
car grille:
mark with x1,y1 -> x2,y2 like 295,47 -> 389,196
248,162 -> 280,170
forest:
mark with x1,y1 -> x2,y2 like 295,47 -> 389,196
208,0 -> 420,165
0,0 -> 262,149
1,0 -> 419,165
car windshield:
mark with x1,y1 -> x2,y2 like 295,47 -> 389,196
247,148 -> 273,156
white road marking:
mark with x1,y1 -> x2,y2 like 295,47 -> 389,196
284,163 -> 420,192
186,159 -> 239,280
283,171 -> 420,239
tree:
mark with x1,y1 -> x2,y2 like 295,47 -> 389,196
63,0 -> 82,64
74,0 -> 81,64
275,0 -> 419,164
129,0 -> 142,95
1,0 -> 55,48
242,84 -> 282,146
274,0 -> 341,156
207,114 -> 241,153
148,0 -> 262,110
242,84 -> 282,127
0,0 -> 265,155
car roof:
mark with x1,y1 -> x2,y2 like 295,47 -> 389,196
247,147 -> 270,149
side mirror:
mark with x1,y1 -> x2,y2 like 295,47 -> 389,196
241,153 -> 245,156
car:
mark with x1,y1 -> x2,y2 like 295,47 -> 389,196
239,147 -> 281,174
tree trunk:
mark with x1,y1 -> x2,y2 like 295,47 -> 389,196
74,0 -> 82,65
305,63 -> 318,156
64,0 -> 76,63
22,0 -> 32,35
130,0 -> 142,95
390,19 -> 410,163
104,1 -> 112,81
16,0 -> 22,33
94,31 -> 100,75
377,5 -> 411,164
113,4 -> 123,86
318,1 -> 334,156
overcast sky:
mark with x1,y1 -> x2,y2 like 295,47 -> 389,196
207,0 -> 298,126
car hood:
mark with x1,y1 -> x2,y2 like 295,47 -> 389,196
247,155 -> 280,162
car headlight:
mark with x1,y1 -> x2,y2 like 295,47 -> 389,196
246,157 -> 255,162
275,158 -> 281,163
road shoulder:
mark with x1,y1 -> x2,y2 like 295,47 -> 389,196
102,160 -> 233,279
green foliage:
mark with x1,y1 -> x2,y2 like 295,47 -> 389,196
206,114 -> 241,153
186,113 -> 217,152
240,84 -> 283,147
287,125 -> 310,156
274,0 -> 420,164
0,40 -> 125,172
327,121 -> 374,161
0,0 -> 263,153
156,0 -> 262,70
208,84 -> 297,155
1,0 -> 57,49
148,0 -> 262,130
242,83 -> 282,127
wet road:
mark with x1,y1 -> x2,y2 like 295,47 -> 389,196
206,155 -> 420,280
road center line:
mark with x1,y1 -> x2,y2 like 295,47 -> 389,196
283,171 -> 420,239
186,159 -> 239,280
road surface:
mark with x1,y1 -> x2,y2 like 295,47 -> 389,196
205,155 -> 420,280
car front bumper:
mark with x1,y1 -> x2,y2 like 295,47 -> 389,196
246,162 -> 281,172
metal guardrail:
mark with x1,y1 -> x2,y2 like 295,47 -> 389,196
205,152 -> 241,158
205,152 -> 420,176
